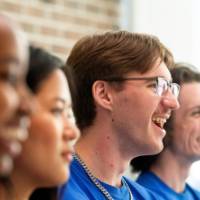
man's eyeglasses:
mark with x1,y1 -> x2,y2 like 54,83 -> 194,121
102,76 -> 180,98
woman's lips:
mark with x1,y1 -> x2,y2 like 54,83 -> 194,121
61,151 -> 73,163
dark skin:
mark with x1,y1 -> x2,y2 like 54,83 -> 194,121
0,15 -> 31,177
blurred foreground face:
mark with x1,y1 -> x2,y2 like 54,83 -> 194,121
171,82 -> 200,161
0,19 -> 31,175
15,69 -> 79,186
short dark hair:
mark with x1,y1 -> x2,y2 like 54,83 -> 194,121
131,63 -> 200,172
66,31 -> 174,130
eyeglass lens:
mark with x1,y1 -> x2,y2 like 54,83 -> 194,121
157,78 -> 179,97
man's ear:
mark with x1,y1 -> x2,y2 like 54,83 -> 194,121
92,80 -> 113,111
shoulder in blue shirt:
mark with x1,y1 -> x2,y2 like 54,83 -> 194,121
58,159 -> 158,200
137,171 -> 200,200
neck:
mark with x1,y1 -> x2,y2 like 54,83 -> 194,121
75,125 -> 132,187
0,177 -> 32,200
7,168 -> 36,200
150,148 -> 192,192
0,180 -> 10,200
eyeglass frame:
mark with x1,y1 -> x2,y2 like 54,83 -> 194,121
101,76 -> 180,98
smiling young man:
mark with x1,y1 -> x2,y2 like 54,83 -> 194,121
59,31 -> 180,200
131,64 -> 200,200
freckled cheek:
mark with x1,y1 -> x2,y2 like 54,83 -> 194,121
115,95 -> 157,123
125,93 -> 159,110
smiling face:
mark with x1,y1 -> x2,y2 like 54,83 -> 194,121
169,82 -> 200,162
0,20 -> 29,123
109,59 -> 179,157
15,69 -> 79,187
0,19 -> 31,173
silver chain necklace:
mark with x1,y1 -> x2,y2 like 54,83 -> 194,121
73,153 -> 133,200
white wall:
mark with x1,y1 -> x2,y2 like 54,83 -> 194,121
123,0 -> 200,69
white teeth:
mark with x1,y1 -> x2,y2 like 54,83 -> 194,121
152,117 -> 167,128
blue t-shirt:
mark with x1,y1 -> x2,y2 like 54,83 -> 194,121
58,159 -> 157,200
136,171 -> 200,200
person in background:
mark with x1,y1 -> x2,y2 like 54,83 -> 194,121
0,46 -> 79,200
131,63 -> 200,200
59,31 -> 180,200
0,14 -> 32,176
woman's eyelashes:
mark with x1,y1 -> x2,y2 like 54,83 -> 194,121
50,102 -> 75,124
51,106 -> 65,117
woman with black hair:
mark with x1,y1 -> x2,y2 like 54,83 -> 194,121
1,46 -> 79,200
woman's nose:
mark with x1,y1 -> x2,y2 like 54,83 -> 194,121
63,121 -> 80,144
